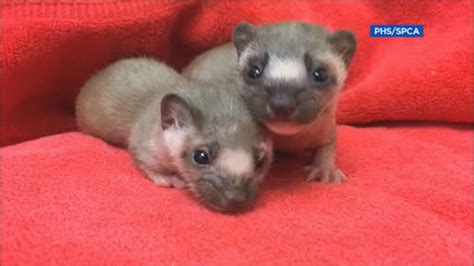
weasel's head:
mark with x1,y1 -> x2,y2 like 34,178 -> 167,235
232,21 -> 357,135
160,88 -> 273,212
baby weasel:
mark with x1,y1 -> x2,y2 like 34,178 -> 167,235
183,21 -> 356,184
76,58 -> 273,212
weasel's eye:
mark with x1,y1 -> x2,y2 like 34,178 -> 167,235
192,149 -> 210,165
313,68 -> 328,83
247,66 -> 262,79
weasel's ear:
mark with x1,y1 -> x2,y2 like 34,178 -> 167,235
232,22 -> 257,55
160,94 -> 199,130
329,30 -> 357,66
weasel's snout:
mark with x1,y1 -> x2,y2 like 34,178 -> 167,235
260,85 -> 325,129
269,93 -> 297,119
193,177 -> 258,212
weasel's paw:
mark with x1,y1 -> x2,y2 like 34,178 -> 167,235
150,175 -> 188,189
304,165 -> 347,184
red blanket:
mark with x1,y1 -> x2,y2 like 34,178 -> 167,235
2,126 -> 472,265
1,1 -> 473,265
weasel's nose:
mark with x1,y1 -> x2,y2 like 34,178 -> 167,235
224,189 -> 248,210
223,178 -> 258,212
270,93 -> 296,117
195,177 -> 258,212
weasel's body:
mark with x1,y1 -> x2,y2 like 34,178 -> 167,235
184,43 -> 240,85
76,58 -> 272,212
77,58 -> 179,146
183,22 -> 356,183
184,43 -> 336,150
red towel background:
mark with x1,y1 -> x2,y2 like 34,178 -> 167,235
1,0 -> 472,146
2,126 -> 472,265
1,1 -> 473,265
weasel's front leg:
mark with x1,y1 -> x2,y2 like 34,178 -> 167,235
304,141 -> 346,184
141,168 -> 188,189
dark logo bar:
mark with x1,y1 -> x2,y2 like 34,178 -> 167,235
370,25 -> 424,38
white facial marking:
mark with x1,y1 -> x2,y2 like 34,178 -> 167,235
266,56 -> 306,81
216,148 -> 253,176
163,128 -> 188,160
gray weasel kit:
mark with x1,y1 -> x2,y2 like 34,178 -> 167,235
183,21 -> 356,184
76,58 -> 272,212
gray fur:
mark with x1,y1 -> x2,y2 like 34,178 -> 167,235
183,43 -> 241,86
183,22 -> 333,85
76,58 -> 180,146
76,58 -> 272,211
183,21 -> 356,184
183,21 -> 356,125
